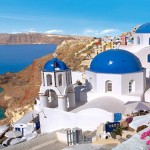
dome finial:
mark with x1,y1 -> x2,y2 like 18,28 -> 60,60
53,52 -> 57,58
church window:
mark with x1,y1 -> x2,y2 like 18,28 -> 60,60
129,80 -> 135,93
137,37 -> 140,45
58,74 -> 63,86
34,99 -> 37,105
47,74 -> 52,86
148,54 -> 150,62
106,80 -> 112,92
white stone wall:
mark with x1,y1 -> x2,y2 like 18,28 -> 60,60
85,70 -> 97,92
134,33 -> 150,46
134,33 -> 143,45
86,70 -> 145,97
121,70 -> 146,95
40,108 -> 114,133
71,71 -> 84,84
96,73 -> 122,95
135,46 -> 150,77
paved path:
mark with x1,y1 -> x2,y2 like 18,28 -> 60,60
63,144 -> 102,150
63,143 -> 118,150
28,140 -> 67,150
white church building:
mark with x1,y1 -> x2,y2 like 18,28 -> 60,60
134,23 -> 150,46
33,22 -> 150,133
35,54 -> 75,111
35,48 -> 146,112
86,49 -> 146,99
120,22 -> 150,101
121,23 -> 150,77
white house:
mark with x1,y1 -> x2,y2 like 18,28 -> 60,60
13,110 -> 38,137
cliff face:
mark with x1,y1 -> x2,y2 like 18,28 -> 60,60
0,33 -> 75,44
0,37 -> 93,124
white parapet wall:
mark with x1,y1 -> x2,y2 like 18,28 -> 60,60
39,108 -> 114,133
56,130 -> 68,144
72,71 -> 85,84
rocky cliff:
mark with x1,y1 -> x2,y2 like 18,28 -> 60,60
0,33 -> 75,44
0,37 -> 93,124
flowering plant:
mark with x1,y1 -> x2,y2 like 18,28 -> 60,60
140,129 -> 150,150
146,140 -> 150,145
125,117 -> 133,124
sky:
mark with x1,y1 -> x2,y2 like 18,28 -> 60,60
0,0 -> 150,37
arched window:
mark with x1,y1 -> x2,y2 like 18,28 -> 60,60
129,80 -> 135,93
34,99 -> 37,105
149,38 -> 150,45
137,37 -> 140,45
105,80 -> 112,92
47,74 -> 52,86
58,74 -> 63,86
148,54 -> 150,62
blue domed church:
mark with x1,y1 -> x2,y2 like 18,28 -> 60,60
134,23 -> 150,45
34,48 -> 146,134
35,53 -> 75,111
32,23 -> 150,134
86,49 -> 146,102
35,49 -> 146,112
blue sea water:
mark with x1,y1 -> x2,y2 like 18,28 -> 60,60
0,88 -> 3,119
0,87 -> 2,92
0,44 -> 57,74
0,107 -> 5,120
0,44 -> 56,119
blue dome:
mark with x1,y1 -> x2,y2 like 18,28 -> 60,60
136,23 -> 150,33
90,49 -> 142,74
43,58 -> 69,72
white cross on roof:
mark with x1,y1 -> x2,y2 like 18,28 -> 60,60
53,52 -> 57,58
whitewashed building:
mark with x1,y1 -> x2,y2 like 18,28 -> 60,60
86,49 -> 146,99
134,23 -> 150,46
32,23 -> 150,133
35,53 -> 75,111
13,110 -> 38,137
33,48 -> 147,133
121,23 -> 150,77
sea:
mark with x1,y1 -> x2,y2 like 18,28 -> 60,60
0,44 -> 57,74
0,44 -> 57,119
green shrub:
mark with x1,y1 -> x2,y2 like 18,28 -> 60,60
112,126 -> 123,136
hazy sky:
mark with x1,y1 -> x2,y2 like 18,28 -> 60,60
0,0 -> 150,37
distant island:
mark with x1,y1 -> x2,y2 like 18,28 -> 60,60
0,33 -> 76,45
